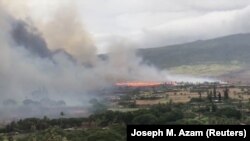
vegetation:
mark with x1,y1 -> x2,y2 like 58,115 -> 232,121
1,84 -> 250,141
0,100 -> 249,141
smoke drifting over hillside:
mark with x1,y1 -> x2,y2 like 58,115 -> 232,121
0,1 -> 214,119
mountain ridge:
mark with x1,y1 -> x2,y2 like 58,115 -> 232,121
138,33 -> 250,69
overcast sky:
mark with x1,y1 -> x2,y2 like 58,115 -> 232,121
8,0 -> 250,53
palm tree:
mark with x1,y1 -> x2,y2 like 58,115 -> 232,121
60,112 -> 64,128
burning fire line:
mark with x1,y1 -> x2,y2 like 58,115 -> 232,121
115,82 -> 164,87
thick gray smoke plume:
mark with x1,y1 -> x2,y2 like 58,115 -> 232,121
11,20 -> 51,58
0,2 -> 165,119
0,1 -> 214,119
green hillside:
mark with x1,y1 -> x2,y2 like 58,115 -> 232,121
138,33 -> 250,69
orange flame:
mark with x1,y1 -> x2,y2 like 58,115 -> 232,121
116,81 -> 163,87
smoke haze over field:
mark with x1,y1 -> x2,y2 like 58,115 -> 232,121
0,1 -> 216,119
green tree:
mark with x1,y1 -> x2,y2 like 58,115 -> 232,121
43,127 -> 68,141
198,91 -> 202,100
224,87 -> 229,100
132,114 -> 158,124
218,92 -> 222,102
213,84 -> 217,98
60,112 -> 65,128
86,130 -> 123,141
207,91 -> 212,102
158,111 -> 183,123
217,107 -> 241,119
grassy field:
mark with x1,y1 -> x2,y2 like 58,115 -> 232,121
168,63 -> 244,77
134,87 -> 250,106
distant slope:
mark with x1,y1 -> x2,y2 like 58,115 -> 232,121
138,33 -> 250,69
